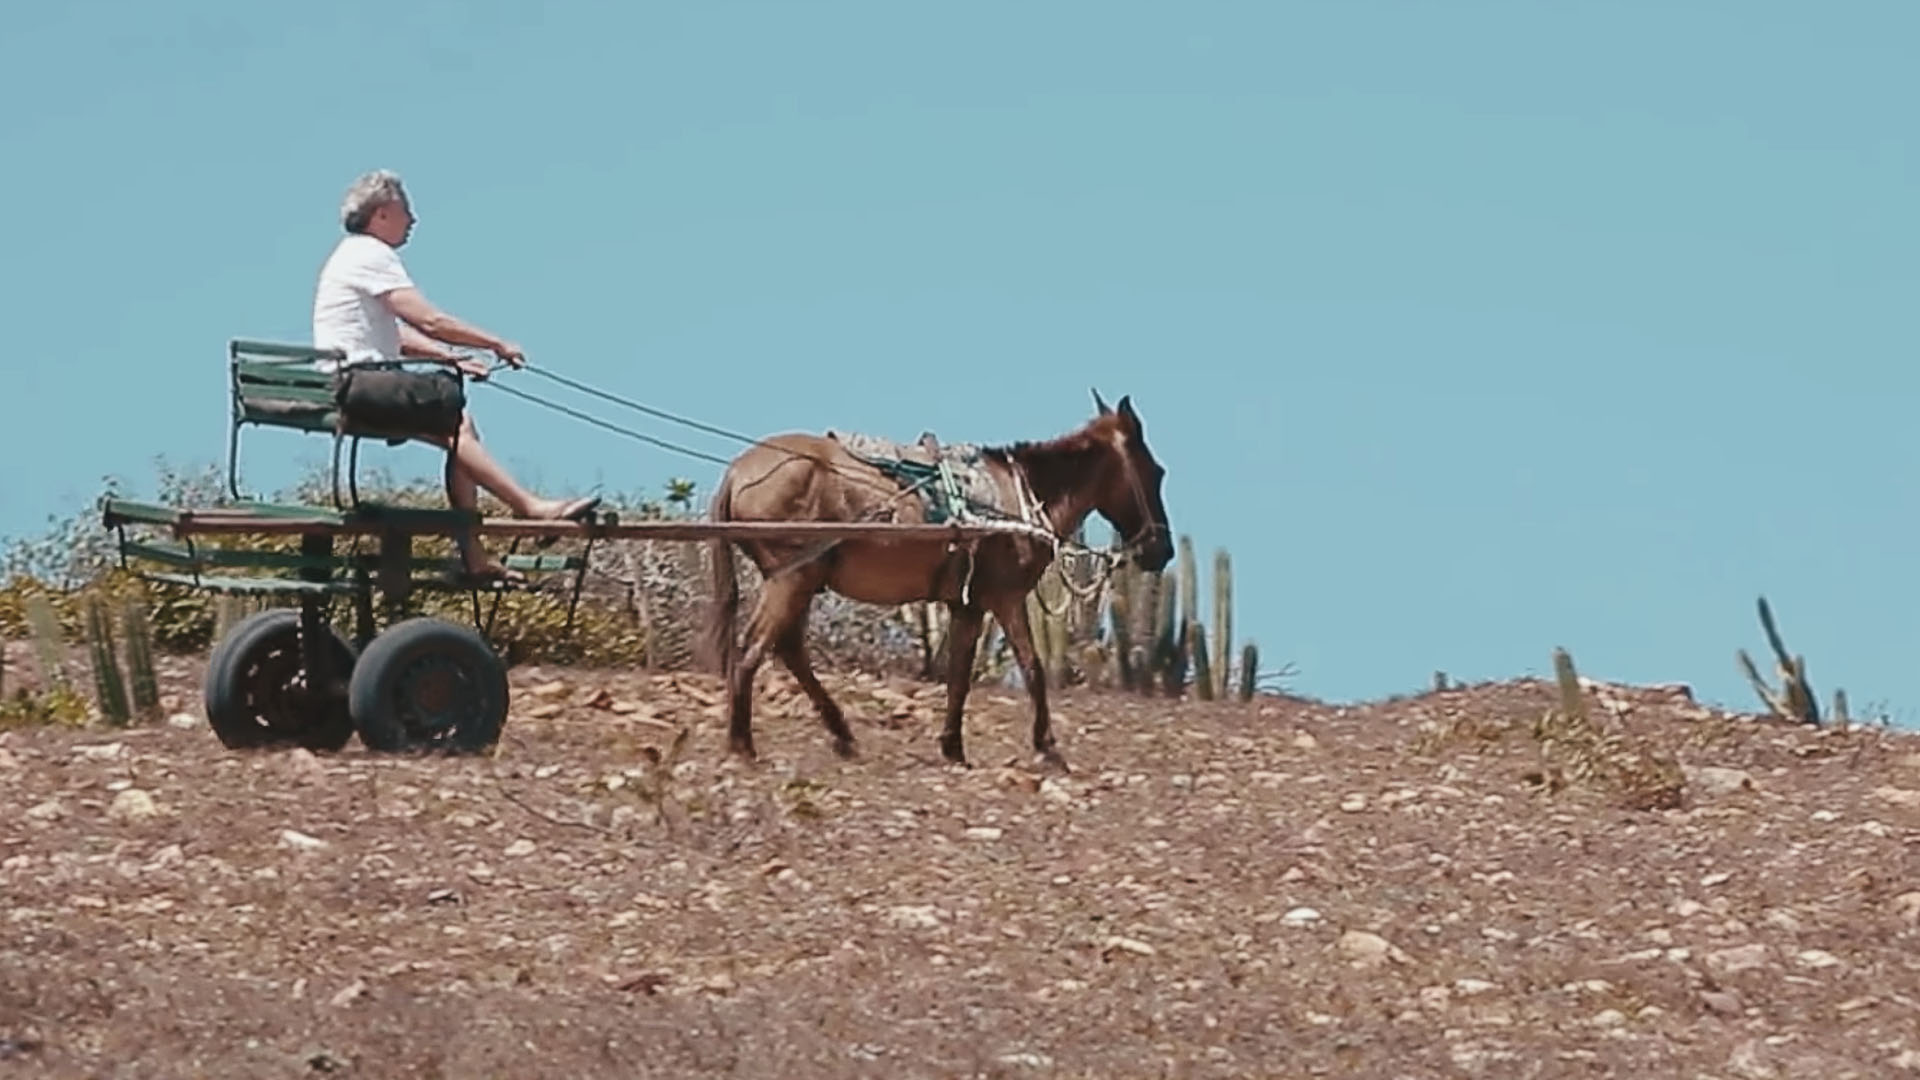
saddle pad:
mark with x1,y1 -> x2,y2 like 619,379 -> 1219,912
827,430 -> 1008,524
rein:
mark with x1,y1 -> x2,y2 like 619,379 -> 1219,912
465,355 -> 1160,614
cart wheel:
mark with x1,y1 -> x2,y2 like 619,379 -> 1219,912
348,617 -> 509,755
203,608 -> 358,752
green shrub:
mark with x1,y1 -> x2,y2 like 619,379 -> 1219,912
0,684 -> 91,730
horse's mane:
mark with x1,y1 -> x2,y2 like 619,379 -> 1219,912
980,424 -> 1108,499
980,425 -> 1102,463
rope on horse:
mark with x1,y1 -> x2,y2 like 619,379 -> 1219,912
466,358 -> 1137,583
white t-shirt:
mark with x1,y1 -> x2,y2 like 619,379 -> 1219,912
311,233 -> 415,371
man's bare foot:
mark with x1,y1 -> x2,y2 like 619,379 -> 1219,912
460,557 -> 526,584
521,495 -> 602,522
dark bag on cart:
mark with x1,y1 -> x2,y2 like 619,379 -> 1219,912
331,363 -> 466,443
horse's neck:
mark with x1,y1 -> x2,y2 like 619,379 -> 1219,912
1001,440 -> 1103,537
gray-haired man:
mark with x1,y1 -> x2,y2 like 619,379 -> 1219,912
312,169 -> 598,580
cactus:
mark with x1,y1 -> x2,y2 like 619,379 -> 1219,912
1832,687 -> 1850,730
1046,608 -> 1070,686
1205,549 -> 1221,691
1025,566 -> 1070,688
1189,621 -> 1214,701
1085,537 -> 1257,702
1174,537 -> 1207,698
1237,642 -> 1258,701
1132,566 -> 1159,651
1138,572 -> 1164,695
1046,605 -> 1070,686
973,611 -> 1004,684
1040,565 -> 1070,687
909,602 -> 938,680
1152,571 -> 1178,694
1177,536 -> 1199,639
1097,538 -> 1251,702
1735,595 -> 1821,725
84,594 -> 131,726
24,594 -> 67,688
1112,566 -> 1136,689
1551,647 -> 1587,726
1211,548 -> 1232,698
1119,568 -> 1159,696
1060,523 -> 1102,640
1155,577 -> 1184,698
122,596 -> 160,722
1106,561 -> 1138,691
1165,622 -> 1189,697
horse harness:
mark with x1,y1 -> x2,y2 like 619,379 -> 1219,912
772,429 -> 1158,609
825,431 -> 1058,604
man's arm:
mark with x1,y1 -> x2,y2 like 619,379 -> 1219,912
385,287 -> 523,364
398,321 -> 462,362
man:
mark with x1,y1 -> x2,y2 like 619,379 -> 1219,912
312,169 -> 598,580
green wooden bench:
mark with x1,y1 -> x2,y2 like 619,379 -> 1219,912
226,338 -> 448,507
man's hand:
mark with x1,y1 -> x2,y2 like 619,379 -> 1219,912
491,340 -> 526,368
456,356 -> 494,381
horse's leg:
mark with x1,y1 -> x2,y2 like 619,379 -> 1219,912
772,590 -> 855,759
726,569 -> 814,760
725,619 -> 771,760
985,590 -> 1068,774
939,602 -> 985,765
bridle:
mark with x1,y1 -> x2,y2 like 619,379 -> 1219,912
1112,451 -> 1168,562
1029,440 -> 1167,613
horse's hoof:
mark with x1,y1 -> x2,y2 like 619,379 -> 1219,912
728,737 -> 758,761
832,737 -> 857,760
1037,749 -> 1071,775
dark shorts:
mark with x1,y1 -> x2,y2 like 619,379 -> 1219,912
331,364 -> 467,442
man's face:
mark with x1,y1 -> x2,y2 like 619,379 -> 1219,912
368,197 -> 416,247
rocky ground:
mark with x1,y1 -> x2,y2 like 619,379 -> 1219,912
3,639 -> 1920,1079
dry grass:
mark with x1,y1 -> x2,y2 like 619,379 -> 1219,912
4,641 -> 1920,1078
1409,669 -> 1689,812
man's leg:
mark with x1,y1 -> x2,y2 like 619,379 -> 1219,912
420,411 -> 598,576
439,426 -> 499,577
419,411 -> 597,520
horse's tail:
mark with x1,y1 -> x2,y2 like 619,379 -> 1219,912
700,466 -> 739,680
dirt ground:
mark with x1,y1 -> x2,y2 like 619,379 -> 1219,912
4,640 -> 1920,1079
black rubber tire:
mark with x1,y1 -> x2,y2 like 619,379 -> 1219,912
347,617 -> 509,755
203,608 -> 358,752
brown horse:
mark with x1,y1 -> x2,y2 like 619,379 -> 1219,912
700,391 -> 1174,771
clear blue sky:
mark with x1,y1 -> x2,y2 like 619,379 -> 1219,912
4,1 -> 1916,723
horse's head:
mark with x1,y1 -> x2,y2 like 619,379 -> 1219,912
1087,389 -> 1174,572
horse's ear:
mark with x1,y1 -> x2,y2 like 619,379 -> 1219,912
1117,395 -> 1136,418
1091,388 -> 1112,415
